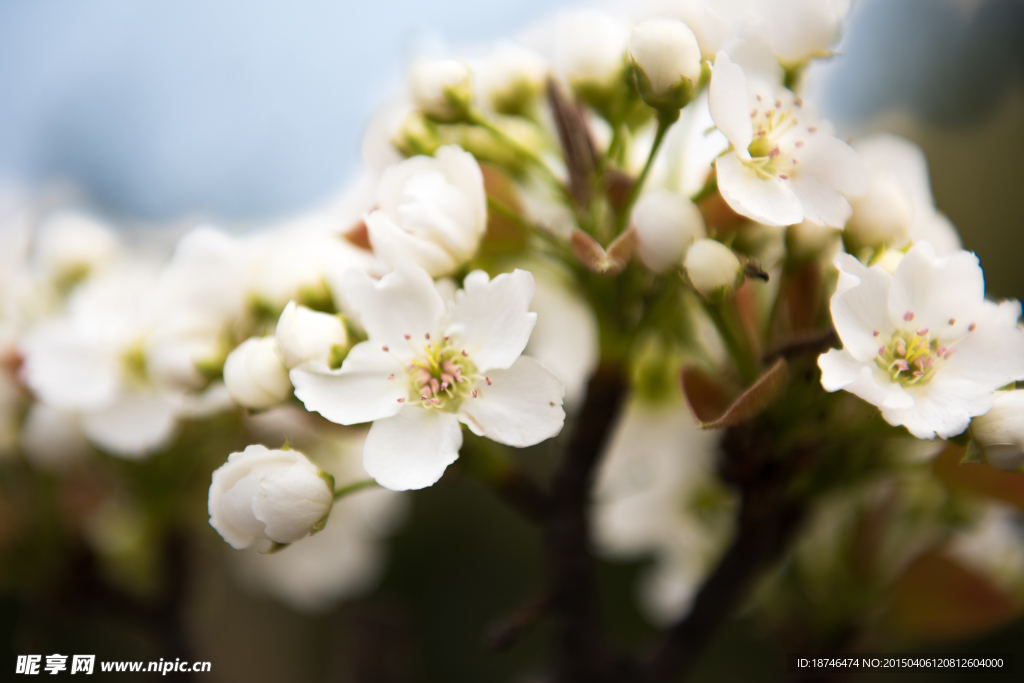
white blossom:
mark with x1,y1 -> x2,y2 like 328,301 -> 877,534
34,210 -> 119,286
274,302 -> 347,370
366,145 -> 487,278
475,42 -> 549,115
819,243 -> 1024,440
971,390 -> 1024,470
633,189 -> 706,272
208,444 -> 334,550
745,0 -> 849,68
555,10 -> 629,93
629,18 -> 703,109
409,59 -> 473,122
223,337 -> 292,411
684,238 -> 741,297
708,52 -> 867,227
290,262 -> 565,491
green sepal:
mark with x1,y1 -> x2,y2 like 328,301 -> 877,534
961,438 -> 985,465
631,60 -> 694,114
263,541 -> 290,555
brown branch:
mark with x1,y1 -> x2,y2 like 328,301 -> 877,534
543,363 -> 631,682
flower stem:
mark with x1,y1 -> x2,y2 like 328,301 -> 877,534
469,109 -> 569,201
333,479 -> 378,500
613,111 -> 676,236
703,298 -> 761,386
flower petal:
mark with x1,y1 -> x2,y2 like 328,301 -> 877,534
253,457 -> 333,544
365,210 -> 459,278
457,356 -> 565,447
79,389 -> 177,459
363,407 -> 462,491
831,254 -> 895,361
447,269 -> 538,372
290,343 -> 406,426
888,242 -> 985,339
716,152 -> 803,226
341,262 -> 446,357
787,135 -> 867,227
818,348 -> 914,409
944,300 -> 1024,389
709,52 -> 753,150
885,376 -> 991,440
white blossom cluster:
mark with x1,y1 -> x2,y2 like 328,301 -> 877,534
2,0 -> 1023,628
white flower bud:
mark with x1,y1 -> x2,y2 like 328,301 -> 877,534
973,391 -> 1024,470
224,337 -> 293,410
629,18 -> 702,111
36,210 -> 119,285
476,42 -> 548,115
684,238 -> 742,298
786,220 -> 840,263
556,10 -> 629,95
409,59 -> 473,122
208,444 -> 334,549
844,180 -> 913,253
274,302 -> 347,370
633,189 -> 706,273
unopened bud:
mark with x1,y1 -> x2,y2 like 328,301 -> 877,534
633,189 -> 706,272
972,391 -> 1024,471
275,302 -> 348,370
684,238 -> 742,298
224,337 -> 293,410
409,59 -> 473,123
629,18 -> 702,113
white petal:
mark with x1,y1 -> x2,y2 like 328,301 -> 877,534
253,458 -> 333,544
708,52 -> 753,150
79,390 -> 177,459
884,376 -> 991,440
830,254 -> 895,361
341,262 -> 446,357
888,242 -> 985,338
911,209 -> 962,256
818,348 -> 914,409
447,269 -> 538,372
944,300 -> 1024,389
20,321 -> 119,411
365,210 -> 459,278
363,407 -> 462,491
290,343 -> 406,426
457,356 -> 566,447
788,136 -> 867,227
716,152 -> 803,227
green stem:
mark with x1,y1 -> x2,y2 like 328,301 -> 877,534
703,298 -> 760,385
486,195 -> 570,260
613,112 -> 676,236
469,109 -> 569,201
333,479 -> 378,500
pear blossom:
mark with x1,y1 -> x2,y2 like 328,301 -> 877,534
818,243 -> 1024,440
274,302 -> 347,370
365,145 -> 487,278
290,262 -> 565,491
34,210 -> 119,286
555,10 -> 629,95
947,504 -> 1024,592
629,18 -> 703,111
684,238 -> 742,297
475,42 -> 549,115
208,444 -> 334,550
223,337 -> 293,411
409,59 -> 473,122
970,391 -> 1024,470
633,189 -> 706,272
845,134 -> 962,257
744,0 -> 849,68
708,52 -> 867,227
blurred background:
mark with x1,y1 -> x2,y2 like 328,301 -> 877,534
1,0 -> 1023,680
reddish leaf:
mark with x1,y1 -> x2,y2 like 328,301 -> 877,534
682,358 -> 788,429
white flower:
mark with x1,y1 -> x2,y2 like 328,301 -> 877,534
366,145 -> 487,278
947,504 -> 1024,592
409,59 -> 473,122
638,0 -> 732,61
708,52 -> 867,227
633,189 -> 706,272
746,0 -> 849,68
593,397 -> 731,624
971,391 -> 1024,470
35,210 -> 119,285
223,337 -> 293,410
208,444 -> 334,550
475,42 -> 549,115
555,10 -> 629,92
845,134 -> 962,256
818,243 -> 1024,440
233,431 -> 406,613
684,238 -> 742,297
629,18 -> 703,110
274,302 -> 347,370
290,262 -> 565,491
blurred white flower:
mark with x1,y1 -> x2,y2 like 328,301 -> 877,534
223,337 -> 293,411
629,18 -> 703,110
233,431 -> 406,613
366,145 -> 487,278
475,42 -> 549,115
555,10 -> 629,94
593,396 -> 730,624
524,275 -> 599,409
290,262 -> 565,491
709,52 -> 867,227
845,134 -> 962,256
274,301 -> 347,370
971,390 -> 1024,470
19,263 -> 179,458
637,0 -> 732,61
947,504 -> 1024,593
684,238 -> 742,297
746,0 -> 849,68
34,210 -> 119,287
633,188 -> 706,272
819,244 -> 1024,439
409,59 -> 473,122
209,444 -> 334,550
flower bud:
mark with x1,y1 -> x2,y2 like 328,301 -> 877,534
224,337 -> 293,410
684,238 -> 742,298
972,391 -> 1024,471
36,210 -> 119,287
409,59 -> 473,123
844,178 -> 913,254
556,10 -> 629,113
629,18 -> 702,112
633,189 -> 706,273
275,302 -> 347,370
208,444 -> 334,549
477,42 -> 548,116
